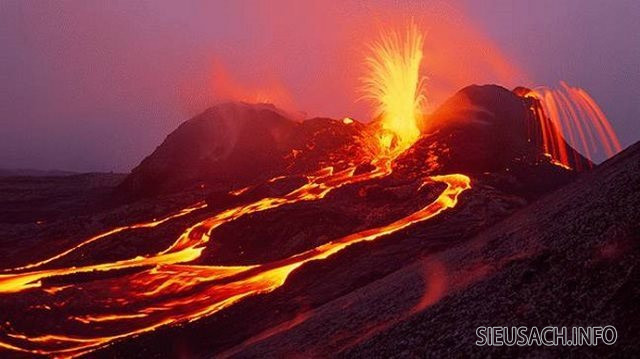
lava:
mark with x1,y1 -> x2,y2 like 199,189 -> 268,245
0,161 -> 470,357
522,81 -> 622,168
2,202 -> 208,273
0,23 -> 470,358
361,22 -> 426,155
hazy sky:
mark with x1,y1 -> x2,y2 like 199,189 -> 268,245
1,0 -> 638,172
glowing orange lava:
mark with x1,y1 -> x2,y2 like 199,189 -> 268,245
0,24 -> 475,358
361,22 -> 426,156
523,82 -> 622,168
0,160 -> 470,357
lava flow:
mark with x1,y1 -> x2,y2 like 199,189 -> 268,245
0,165 -> 470,357
520,81 -> 622,169
0,24 -> 475,358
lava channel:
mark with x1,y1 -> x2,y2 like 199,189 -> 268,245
0,162 -> 470,358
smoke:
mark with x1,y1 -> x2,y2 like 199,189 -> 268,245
0,1 -> 527,172
2,0 -> 634,172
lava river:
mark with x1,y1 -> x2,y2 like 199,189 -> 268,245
0,156 -> 471,358
0,23 -> 473,358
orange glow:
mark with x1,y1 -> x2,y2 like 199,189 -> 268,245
361,22 -> 425,155
228,185 -> 251,196
410,259 -> 447,314
218,310 -> 314,358
2,202 -> 207,273
0,159 -> 470,357
210,60 -> 296,111
0,4 -> 627,356
0,20 -> 507,358
523,82 -> 622,168
70,313 -> 148,324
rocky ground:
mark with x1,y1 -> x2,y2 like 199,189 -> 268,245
0,86 -> 636,358
232,141 -> 640,358
0,173 -> 205,269
76,144 -> 637,358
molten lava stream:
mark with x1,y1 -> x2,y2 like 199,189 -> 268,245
0,165 -> 470,357
0,22 -> 472,358
524,82 -> 622,168
2,202 -> 208,273
0,159 -> 389,294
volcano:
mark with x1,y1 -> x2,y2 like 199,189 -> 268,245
118,102 -> 373,198
1,79 -> 636,358
120,85 -> 587,199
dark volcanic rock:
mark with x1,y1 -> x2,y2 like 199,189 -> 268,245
119,104 -> 373,198
397,84 -> 591,177
394,84 -> 591,198
119,103 -> 298,197
336,143 -> 640,359
283,117 -> 374,173
120,85 -> 591,201
39,86 -> 633,359
228,143 -> 640,359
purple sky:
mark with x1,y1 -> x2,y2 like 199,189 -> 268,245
1,0 -> 638,172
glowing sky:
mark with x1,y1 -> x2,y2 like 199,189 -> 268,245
1,0 -> 638,172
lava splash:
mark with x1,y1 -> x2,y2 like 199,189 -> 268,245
361,22 -> 426,155
0,21 -> 624,359
519,82 -> 622,169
